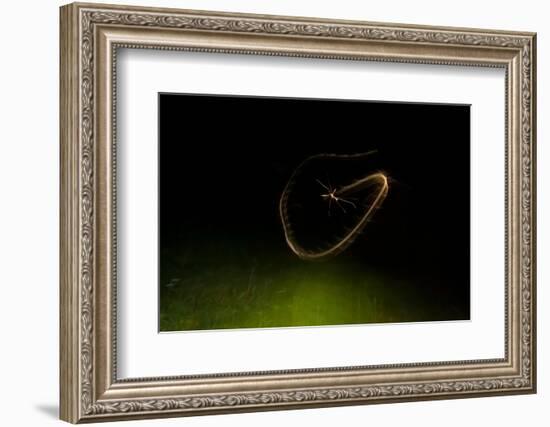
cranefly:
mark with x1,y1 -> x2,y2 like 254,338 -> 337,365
279,152 -> 388,261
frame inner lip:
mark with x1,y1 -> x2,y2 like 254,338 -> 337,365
110,44 -> 510,382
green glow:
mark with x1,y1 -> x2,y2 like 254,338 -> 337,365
159,245 -> 466,331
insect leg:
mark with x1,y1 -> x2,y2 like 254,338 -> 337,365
335,199 -> 347,213
316,179 -> 331,192
339,197 -> 357,209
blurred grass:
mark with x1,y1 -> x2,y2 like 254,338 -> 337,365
159,241 -> 468,331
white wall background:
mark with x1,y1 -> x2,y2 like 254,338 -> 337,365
0,0 -> 545,426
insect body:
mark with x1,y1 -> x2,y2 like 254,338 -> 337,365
316,179 -> 357,215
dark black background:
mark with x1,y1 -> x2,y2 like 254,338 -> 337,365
159,93 -> 470,298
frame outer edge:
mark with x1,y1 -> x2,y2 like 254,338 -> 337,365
60,3 -> 81,424
529,33 -> 537,393
59,2 -> 537,422
68,1 -> 536,37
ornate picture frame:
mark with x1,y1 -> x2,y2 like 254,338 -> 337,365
60,2 -> 536,423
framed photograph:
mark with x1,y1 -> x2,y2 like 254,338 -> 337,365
60,2 -> 537,423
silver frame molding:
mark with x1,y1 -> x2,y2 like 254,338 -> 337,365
60,2 -> 537,423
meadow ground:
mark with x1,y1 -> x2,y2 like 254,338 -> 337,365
159,241 -> 469,331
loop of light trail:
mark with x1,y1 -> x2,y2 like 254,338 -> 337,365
279,152 -> 389,261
